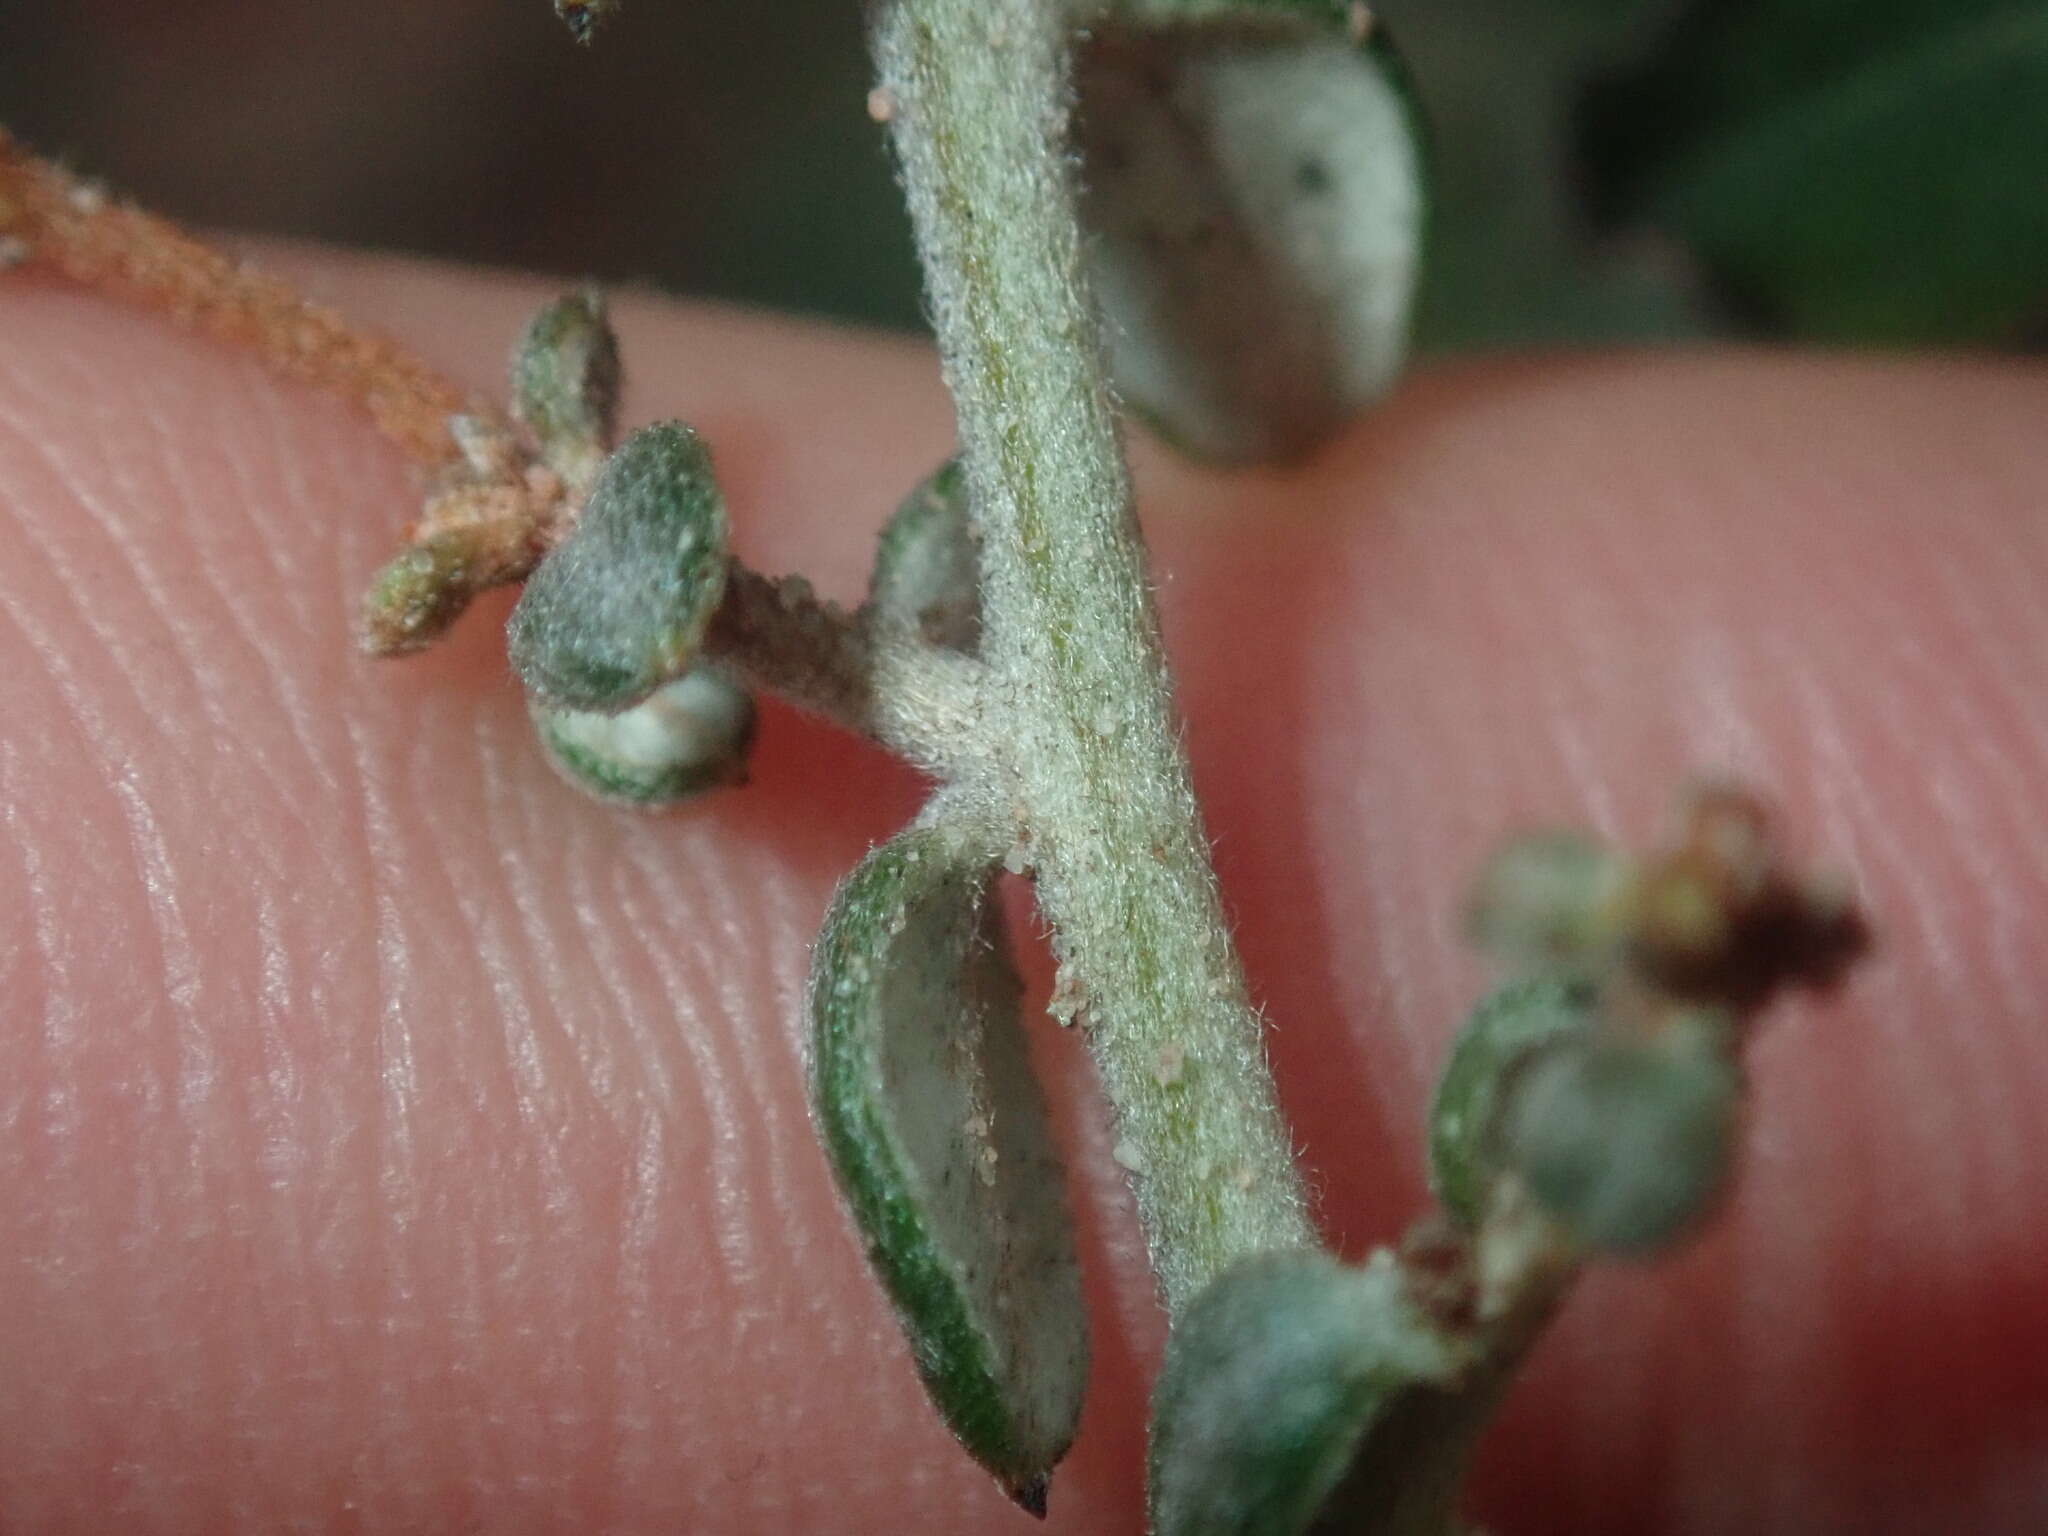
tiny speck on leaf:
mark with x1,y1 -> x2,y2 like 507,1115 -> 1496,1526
1153,1042 -> 1186,1087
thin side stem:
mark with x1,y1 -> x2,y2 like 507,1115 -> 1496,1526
873,0 -> 1314,1314
708,563 -> 992,779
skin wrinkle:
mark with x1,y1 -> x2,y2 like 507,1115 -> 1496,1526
721,822 -> 840,1332
1785,656 -> 1989,1314
178,456 -> 342,811
50,324 -> 322,824
608,861 -> 762,1314
606,1106 -> 670,1528
1837,620 -> 2015,1229
1925,548 -> 2048,933
551,826 -> 661,1134
477,703 -> 613,1172
1928,538 -> 2048,877
1727,1040 -> 1840,1532
343,707 -> 437,1524
2,263 -> 2048,1528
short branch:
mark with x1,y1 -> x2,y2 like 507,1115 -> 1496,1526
708,562 -> 990,779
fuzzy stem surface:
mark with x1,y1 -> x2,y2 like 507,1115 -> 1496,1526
872,0 -> 1314,1313
707,563 -> 989,777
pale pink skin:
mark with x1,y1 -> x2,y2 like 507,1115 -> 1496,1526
1,248 -> 2044,1534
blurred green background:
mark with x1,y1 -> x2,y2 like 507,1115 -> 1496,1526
1,0 -> 2041,351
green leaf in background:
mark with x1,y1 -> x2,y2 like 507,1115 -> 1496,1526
1071,2 -> 1428,463
809,819 -> 1088,1515
1582,1 -> 2048,342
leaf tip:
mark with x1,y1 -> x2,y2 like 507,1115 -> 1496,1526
513,286 -> 621,484
1008,1474 -> 1050,1519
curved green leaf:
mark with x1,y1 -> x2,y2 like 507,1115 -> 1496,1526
531,666 -> 754,807
507,422 -> 730,711
810,820 -> 1087,1513
1428,976 -> 1597,1229
1506,1014 -> 1739,1255
1148,1248 -> 1464,1536
1072,1 -> 1427,463
869,457 -> 982,651
512,287 -> 621,486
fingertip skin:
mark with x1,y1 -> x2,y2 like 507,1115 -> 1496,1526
2,253 -> 2047,1533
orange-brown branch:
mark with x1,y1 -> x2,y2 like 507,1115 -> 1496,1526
0,128 -> 471,470
0,129 -> 580,654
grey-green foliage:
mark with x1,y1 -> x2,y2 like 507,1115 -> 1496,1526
507,422 -> 730,711
1071,1 -> 1427,462
1505,1012 -> 1740,1254
1428,976 -> 1598,1228
1463,830 -> 1624,973
531,666 -> 754,807
552,0 -> 619,46
1148,1248 -> 1465,1536
868,458 -> 982,650
1584,0 -> 2048,341
512,286 -> 621,484
809,817 -> 1088,1514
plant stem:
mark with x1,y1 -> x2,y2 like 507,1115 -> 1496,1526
873,0 -> 1313,1314
707,562 -> 991,777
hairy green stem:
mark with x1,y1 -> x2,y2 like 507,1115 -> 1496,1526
873,0 -> 1313,1313
707,562 -> 989,777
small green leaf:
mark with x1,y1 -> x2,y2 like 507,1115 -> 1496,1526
531,666 -> 754,807
1428,976 -> 1598,1229
513,287 -> 622,486
869,458 -> 982,650
810,820 -> 1087,1513
1464,830 -> 1625,972
1505,1014 -> 1739,1255
359,528 -> 490,654
1149,1248 -> 1464,1536
507,422 -> 730,712
1072,2 -> 1427,463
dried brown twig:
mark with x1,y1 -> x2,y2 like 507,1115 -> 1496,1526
0,129 -> 568,653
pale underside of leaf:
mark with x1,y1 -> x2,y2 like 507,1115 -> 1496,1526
810,821 -> 1087,1511
1073,9 -> 1425,463
868,457 -> 983,652
531,665 -> 754,806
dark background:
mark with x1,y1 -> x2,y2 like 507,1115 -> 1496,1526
0,1 -> 2040,351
